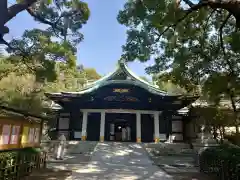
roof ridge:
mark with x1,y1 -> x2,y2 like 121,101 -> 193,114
120,62 -> 168,94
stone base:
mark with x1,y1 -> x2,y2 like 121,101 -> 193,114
136,138 -> 141,143
81,136 -> 86,141
100,136 -> 104,142
154,137 -> 160,143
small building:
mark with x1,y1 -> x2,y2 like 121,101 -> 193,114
45,61 -> 198,143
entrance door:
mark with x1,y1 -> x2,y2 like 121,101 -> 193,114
86,113 -> 100,141
105,113 -> 136,142
141,114 -> 154,142
114,120 -> 129,141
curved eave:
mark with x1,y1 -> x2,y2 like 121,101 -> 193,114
60,80 -> 170,97
182,96 -> 200,106
79,63 -> 122,91
120,62 -> 168,95
45,61 -> 193,99
59,61 -> 168,95
45,92 -> 63,98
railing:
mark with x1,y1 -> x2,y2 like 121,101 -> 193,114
0,150 -> 47,180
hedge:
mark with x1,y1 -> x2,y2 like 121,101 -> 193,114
199,143 -> 240,180
0,147 -> 46,179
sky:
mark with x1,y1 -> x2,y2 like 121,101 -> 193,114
5,0 -> 151,78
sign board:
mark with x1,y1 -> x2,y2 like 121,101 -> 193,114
113,88 -> 129,93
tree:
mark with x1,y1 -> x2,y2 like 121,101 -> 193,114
0,0 -> 90,45
0,55 -> 101,113
5,28 -> 82,82
154,76 -> 188,95
118,0 -> 240,48
84,68 -> 102,81
118,0 -> 240,133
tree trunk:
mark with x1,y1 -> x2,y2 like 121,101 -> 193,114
222,126 -> 226,137
0,0 -> 37,40
229,91 -> 239,134
183,0 -> 240,28
219,127 -> 224,144
213,126 -> 218,139
0,0 -> 8,39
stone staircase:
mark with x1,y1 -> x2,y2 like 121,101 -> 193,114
144,142 -> 214,180
144,142 -> 198,167
41,141 -> 98,161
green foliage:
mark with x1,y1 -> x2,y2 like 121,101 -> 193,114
0,147 -> 41,162
0,55 -> 101,114
84,68 -> 102,81
199,144 -> 240,179
1,0 -> 90,44
224,133 -> 240,146
5,29 -> 81,82
118,0 -> 240,86
157,81 -> 187,95
118,1 -> 240,129
0,147 -> 43,179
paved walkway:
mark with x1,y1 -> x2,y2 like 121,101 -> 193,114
70,142 -> 173,180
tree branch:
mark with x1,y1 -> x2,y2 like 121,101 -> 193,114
7,0 -> 37,23
0,0 -> 9,36
182,0 -> 195,7
27,7 -> 63,32
219,12 -> 236,79
156,2 -> 207,41
0,37 -> 36,72
219,13 -> 232,57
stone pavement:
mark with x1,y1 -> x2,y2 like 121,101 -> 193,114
28,142 -> 212,180
69,142 -> 173,180
144,143 -> 213,180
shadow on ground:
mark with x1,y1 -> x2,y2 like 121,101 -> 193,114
144,146 -> 213,180
25,142 -> 214,180
25,168 -> 72,180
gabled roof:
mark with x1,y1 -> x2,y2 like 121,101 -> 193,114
46,60 -> 170,97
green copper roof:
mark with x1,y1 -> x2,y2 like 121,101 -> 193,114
46,60 -> 169,97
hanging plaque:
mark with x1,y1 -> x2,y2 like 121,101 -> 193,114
113,88 -> 129,93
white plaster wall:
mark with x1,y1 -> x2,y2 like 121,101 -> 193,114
58,117 -> 70,129
171,133 -> 183,141
159,133 -> 167,141
172,120 -> 183,132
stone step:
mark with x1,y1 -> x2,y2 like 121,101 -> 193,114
144,143 -> 197,157
144,142 -> 190,149
41,141 -> 97,153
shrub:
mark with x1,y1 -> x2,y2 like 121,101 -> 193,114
0,148 -> 44,179
224,133 -> 240,146
199,144 -> 240,180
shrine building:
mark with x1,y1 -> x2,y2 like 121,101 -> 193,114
45,61 -> 198,143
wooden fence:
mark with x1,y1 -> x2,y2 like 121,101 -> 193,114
0,150 -> 47,180
0,106 -> 50,179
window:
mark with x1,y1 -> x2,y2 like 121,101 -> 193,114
2,125 -> 11,145
28,128 -> 35,143
10,126 -> 20,144
34,128 -> 40,143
